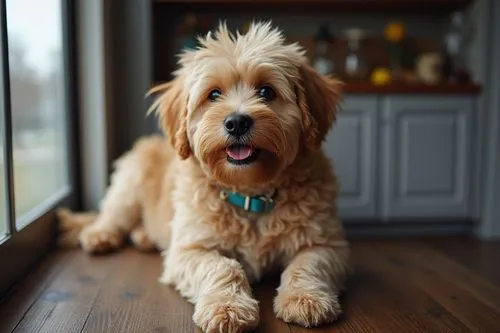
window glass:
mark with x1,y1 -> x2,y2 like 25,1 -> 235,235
6,0 -> 69,228
0,94 -> 7,239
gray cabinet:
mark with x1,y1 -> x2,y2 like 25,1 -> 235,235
324,97 -> 378,219
380,96 -> 474,218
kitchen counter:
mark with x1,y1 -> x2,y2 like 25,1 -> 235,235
343,82 -> 482,95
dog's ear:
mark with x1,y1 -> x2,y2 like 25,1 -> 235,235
148,77 -> 191,159
296,64 -> 342,151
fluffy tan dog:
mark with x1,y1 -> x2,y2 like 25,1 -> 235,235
59,21 -> 350,333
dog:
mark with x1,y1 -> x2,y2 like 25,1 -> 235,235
58,21 -> 350,333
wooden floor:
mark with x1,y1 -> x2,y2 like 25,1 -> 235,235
1,237 -> 500,333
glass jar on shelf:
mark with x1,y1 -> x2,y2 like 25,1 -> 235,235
343,28 -> 368,82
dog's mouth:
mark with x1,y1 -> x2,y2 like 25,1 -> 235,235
226,144 -> 260,165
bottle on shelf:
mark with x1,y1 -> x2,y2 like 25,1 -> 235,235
443,11 -> 473,83
313,25 -> 335,76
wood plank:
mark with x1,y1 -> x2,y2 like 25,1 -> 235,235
395,239 -> 500,312
80,249 -> 195,333
332,243 -> 471,333
423,236 -> 500,286
12,250 -> 116,333
288,241 -> 467,333
254,276 -> 292,333
372,240 -> 500,332
0,251 -> 72,333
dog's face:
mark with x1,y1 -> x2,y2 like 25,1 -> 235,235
151,22 -> 341,188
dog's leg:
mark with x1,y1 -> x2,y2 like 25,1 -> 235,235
274,245 -> 350,327
79,158 -> 142,254
160,247 -> 259,333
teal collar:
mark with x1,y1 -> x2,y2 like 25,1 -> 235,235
219,190 -> 276,214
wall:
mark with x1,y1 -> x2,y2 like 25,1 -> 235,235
76,0 -> 110,210
106,0 -> 155,161
476,0 -> 500,238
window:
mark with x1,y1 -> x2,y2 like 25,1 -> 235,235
0,0 -> 77,295
0,85 -> 7,240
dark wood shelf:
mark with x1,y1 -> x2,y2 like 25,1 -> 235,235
152,80 -> 482,95
343,82 -> 482,94
154,0 -> 473,14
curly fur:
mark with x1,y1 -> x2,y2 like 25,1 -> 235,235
58,21 -> 351,333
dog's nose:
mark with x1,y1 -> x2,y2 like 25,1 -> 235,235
224,113 -> 253,136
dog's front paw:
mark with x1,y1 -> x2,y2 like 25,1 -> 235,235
79,224 -> 123,254
193,291 -> 259,333
130,226 -> 156,251
274,287 -> 341,327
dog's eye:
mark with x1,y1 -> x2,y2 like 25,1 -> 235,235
258,86 -> 276,102
208,89 -> 222,102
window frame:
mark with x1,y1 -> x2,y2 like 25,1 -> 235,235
0,0 -> 80,297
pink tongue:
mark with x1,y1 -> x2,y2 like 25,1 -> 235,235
226,146 -> 253,160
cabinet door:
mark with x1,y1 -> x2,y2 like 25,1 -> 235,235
381,96 -> 474,218
324,96 -> 378,219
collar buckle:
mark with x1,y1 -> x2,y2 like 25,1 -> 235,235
244,195 -> 251,211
